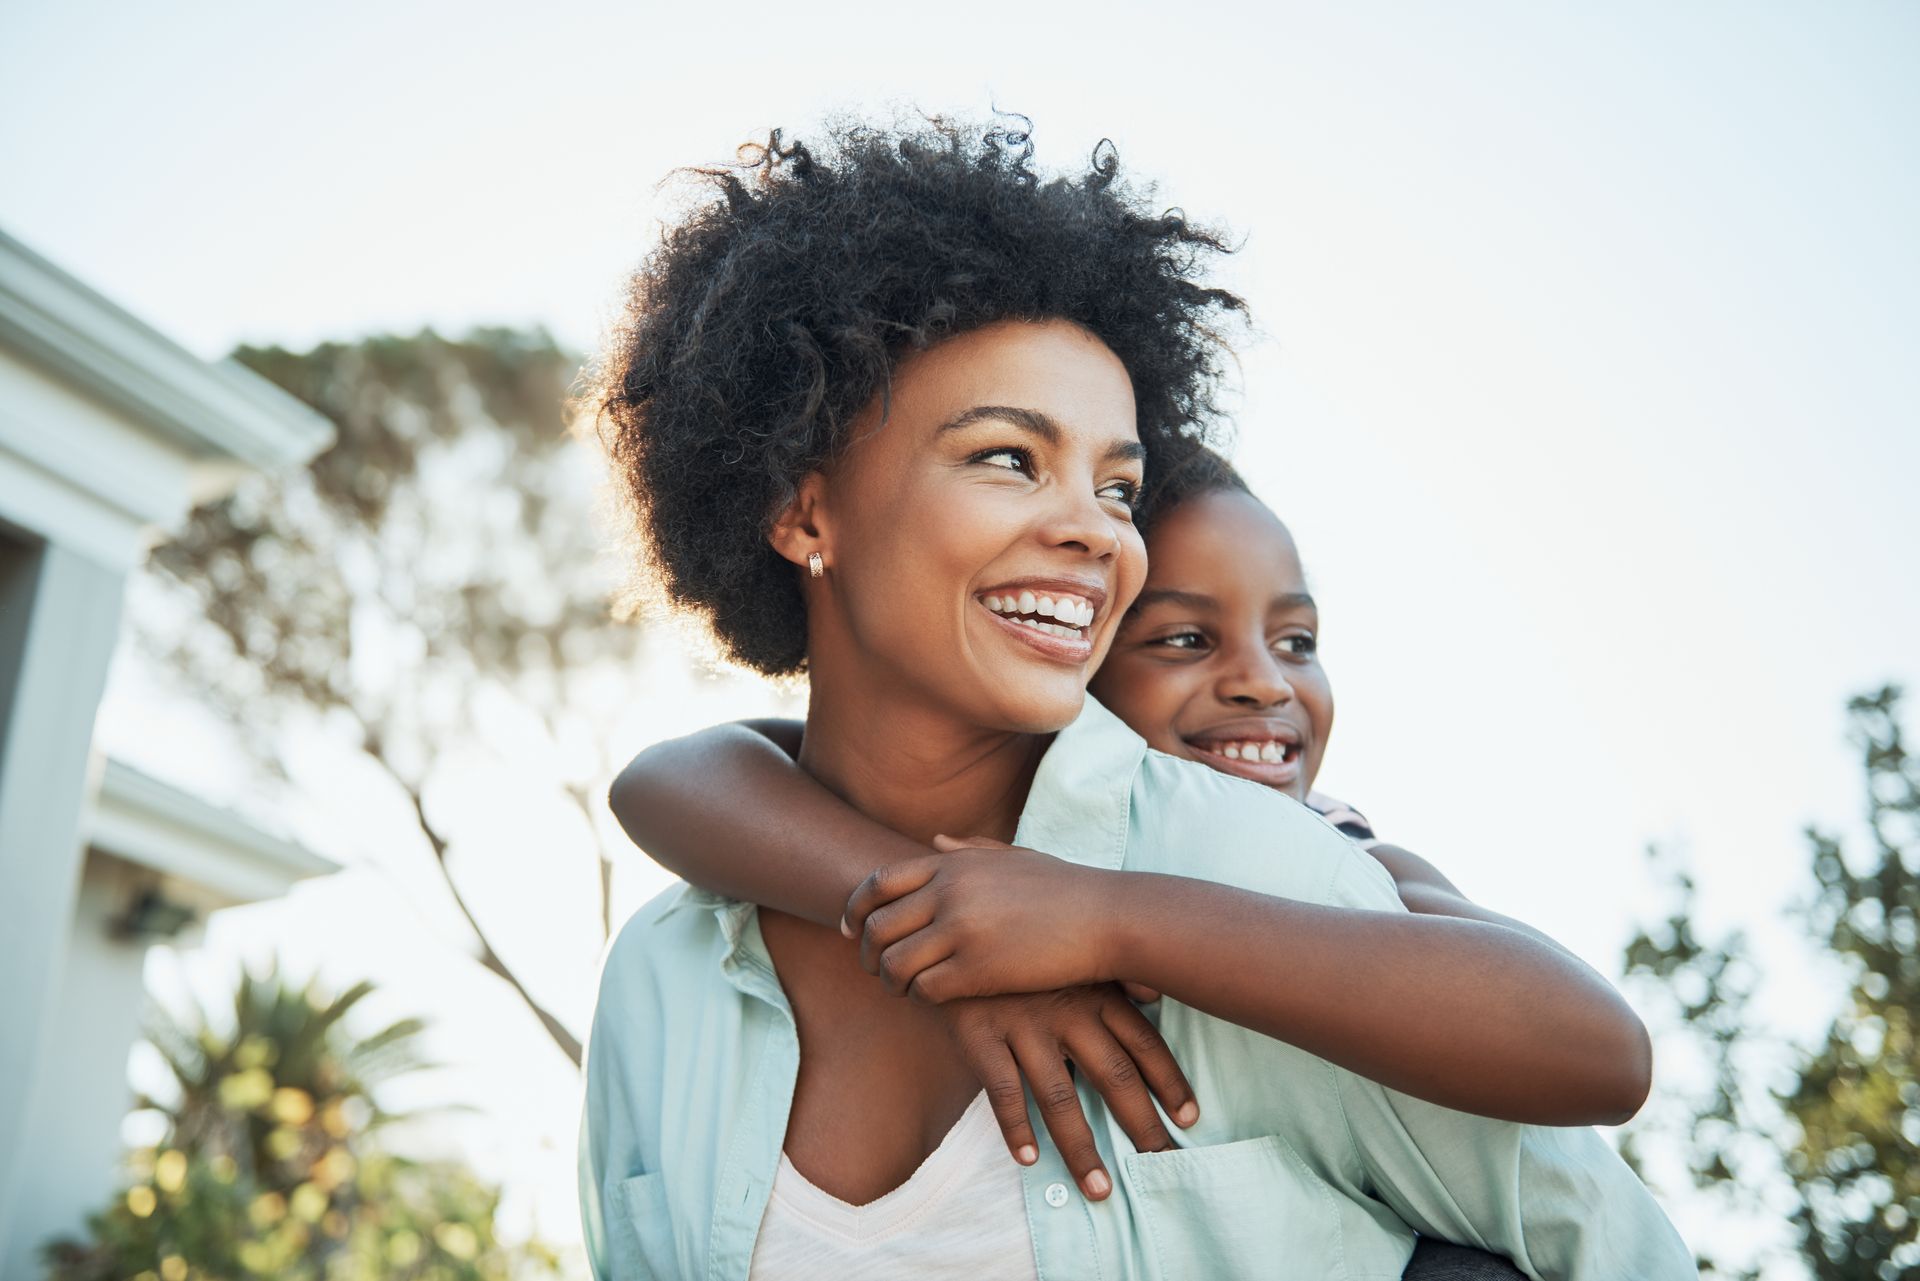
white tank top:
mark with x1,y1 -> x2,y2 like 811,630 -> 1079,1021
748,1090 -> 1040,1280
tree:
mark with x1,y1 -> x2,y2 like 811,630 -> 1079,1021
137,328 -> 651,1066
1623,685 -> 1920,1279
42,964 -> 561,1281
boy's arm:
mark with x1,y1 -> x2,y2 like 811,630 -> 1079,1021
1369,842 -> 1592,961
844,848 -> 1653,1127
609,719 -> 926,927
1106,872 -> 1653,1126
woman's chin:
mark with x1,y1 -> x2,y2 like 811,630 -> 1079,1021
981,683 -> 1088,736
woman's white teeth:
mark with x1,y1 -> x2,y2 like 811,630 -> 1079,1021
981,591 -> 1095,630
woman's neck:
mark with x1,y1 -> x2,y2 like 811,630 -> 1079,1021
798,678 -> 1047,848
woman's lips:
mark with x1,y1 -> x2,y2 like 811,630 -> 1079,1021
977,597 -> 1095,664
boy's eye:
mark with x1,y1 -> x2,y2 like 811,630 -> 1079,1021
1150,629 -> 1208,651
1276,633 -> 1318,656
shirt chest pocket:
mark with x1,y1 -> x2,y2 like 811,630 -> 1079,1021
1121,1134 -> 1349,1281
612,1171 -> 680,1279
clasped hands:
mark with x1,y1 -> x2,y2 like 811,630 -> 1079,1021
838,836 -> 1195,1201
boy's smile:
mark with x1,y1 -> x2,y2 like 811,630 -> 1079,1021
1090,487 -> 1333,803
1180,717 -> 1308,790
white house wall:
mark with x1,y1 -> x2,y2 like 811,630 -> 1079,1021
9,853 -> 160,1262
0,230 -> 334,1280
0,533 -> 126,1273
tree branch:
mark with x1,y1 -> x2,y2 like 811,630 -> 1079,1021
367,741 -> 583,1068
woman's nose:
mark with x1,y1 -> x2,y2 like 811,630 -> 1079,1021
1037,486 -> 1122,558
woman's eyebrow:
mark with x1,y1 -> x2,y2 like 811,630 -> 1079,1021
937,405 -> 1147,464
938,404 -> 1060,440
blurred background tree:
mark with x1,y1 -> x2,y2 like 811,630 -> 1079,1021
135,328 -> 648,1067
42,965 -> 561,1281
1624,685 -> 1919,1280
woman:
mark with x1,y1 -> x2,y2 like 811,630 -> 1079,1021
580,117 -> 1692,1279
607,446 -> 1651,1216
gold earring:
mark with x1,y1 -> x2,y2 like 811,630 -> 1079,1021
807,552 -> 824,579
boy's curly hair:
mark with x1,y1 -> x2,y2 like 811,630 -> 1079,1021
590,115 -> 1247,675
1138,446 -> 1253,527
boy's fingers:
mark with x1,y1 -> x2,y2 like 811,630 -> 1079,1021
1102,993 -> 1199,1129
841,856 -> 941,938
1011,1034 -> 1113,1202
857,892 -> 939,976
1064,1022 -> 1175,1156
966,1035 -> 1040,1167
904,956 -> 967,1005
1120,982 -> 1162,1004
872,928 -> 952,998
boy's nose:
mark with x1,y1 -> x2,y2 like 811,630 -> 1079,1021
1219,650 -> 1294,708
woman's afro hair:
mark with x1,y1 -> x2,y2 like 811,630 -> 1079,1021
590,115 -> 1248,675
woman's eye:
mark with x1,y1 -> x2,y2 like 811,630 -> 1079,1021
1097,479 -> 1141,509
974,447 -> 1033,473
1276,633 -> 1318,656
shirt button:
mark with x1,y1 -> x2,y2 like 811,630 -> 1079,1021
1044,1181 -> 1071,1207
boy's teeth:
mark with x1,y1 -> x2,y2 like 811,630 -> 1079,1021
1209,740 -> 1292,764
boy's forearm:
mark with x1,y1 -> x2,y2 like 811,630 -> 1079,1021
1106,872 -> 1651,1125
1371,842 -> 1595,965
610,724 -> 929,928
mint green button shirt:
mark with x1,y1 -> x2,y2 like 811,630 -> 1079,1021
579,697 -> 1695,1279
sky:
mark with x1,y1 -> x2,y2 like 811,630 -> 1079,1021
5,1 -> 1917,1271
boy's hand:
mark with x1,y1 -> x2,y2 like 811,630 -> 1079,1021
938,985 -> 1199,1201
840,836 -> 1125,1002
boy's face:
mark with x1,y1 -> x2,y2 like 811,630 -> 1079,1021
1089,489 -> 1332,802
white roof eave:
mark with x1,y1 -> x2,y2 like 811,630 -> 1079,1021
85,757 -> 339,907
0,229 -> 335,471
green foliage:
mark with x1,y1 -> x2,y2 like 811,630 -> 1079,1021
41,965 -> 562,1281
1625,686 -> 1920,1279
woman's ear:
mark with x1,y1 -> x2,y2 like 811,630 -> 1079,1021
768,471 -> 831,572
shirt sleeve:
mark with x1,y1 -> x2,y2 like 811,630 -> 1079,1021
1330,1072 -> 1696,1280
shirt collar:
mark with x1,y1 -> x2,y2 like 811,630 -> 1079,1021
1012,694 -> 1144,873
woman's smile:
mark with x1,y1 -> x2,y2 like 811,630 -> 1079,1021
976,578 -> 1108,665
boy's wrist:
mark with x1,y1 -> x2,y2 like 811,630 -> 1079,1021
1089,869 -> 1153,986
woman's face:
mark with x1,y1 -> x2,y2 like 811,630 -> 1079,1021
1090,489 -> 1333,802
805,319 -> 1149,734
